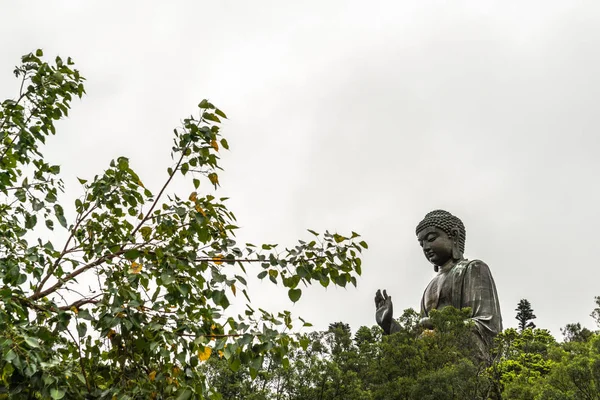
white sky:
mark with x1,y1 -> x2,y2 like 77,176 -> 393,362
2,1 -> 600,339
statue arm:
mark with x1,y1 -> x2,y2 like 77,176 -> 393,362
461,260 -> 503,344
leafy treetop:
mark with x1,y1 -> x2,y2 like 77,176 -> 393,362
0,50 -> 367,399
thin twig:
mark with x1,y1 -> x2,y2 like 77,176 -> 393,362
35,203 -> 98,296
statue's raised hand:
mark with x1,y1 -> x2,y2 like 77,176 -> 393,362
375,289 -> 393,334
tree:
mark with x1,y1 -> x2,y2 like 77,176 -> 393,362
561,323 -> 593,343
591,296 -> 600,328
0,50 -> 367,399
515,299 -> 537,332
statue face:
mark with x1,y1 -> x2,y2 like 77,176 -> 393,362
417,227 -> 453,266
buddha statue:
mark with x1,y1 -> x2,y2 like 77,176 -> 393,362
375,210 -> 502,349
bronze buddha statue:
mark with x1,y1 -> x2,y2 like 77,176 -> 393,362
375,210 -> 502,349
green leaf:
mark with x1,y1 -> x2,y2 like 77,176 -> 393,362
300,337 -> 310,350
193,178 -> 200,189
25,214 -> 37,229
355,258 -> 362,275
124,249 -> 140,260
14,189 -> 26,202
77,322 -> 87,337
220,138 -> 229,150
288,288 -> 302,303
176,388 -> 192,400
35,49 -> 43,56
77,177 -> 87,184
54,204 -> 67,228
230,357 -> 241,372
77,309 -> 92,320
198,99 -> 211,109
215,108 -> 227,119
50,388 -> 66,399
203,113 -> 221,123
250,367 -> 258,380
3,349 -> 16,361
257,271 -> 267,280
359,240 -> 368,249
24,337 -> 39,348
140,226 -> 152,241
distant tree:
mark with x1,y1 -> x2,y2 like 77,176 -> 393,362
591,296 -> 600,328
515,299 -> 537,332
561,323 -> 594,343
326,322 -> 353,356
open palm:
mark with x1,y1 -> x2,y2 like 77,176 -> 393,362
375,289 -> 393,331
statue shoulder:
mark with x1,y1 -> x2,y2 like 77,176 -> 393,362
463,259 -> 494,276
466,259 -> 489,268
455,259 -> 491,273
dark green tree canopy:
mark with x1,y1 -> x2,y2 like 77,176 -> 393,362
515,298 -> 537,332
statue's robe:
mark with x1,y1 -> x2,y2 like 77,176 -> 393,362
420,259 -> 502,348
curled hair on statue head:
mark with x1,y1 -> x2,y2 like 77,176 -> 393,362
416,210 -> 466,255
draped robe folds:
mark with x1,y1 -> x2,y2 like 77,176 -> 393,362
420,259 -> 502,348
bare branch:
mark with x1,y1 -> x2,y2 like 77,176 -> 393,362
29,250 -> 125,300
59,294 -> 102,311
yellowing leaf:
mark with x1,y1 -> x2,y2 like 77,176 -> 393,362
117,312 -> 125,318
213,255 -> 223,265
333,233 -> 346,243
130,262 -> 142,274
137,179 -> 145,188
231,284 -> 236,296
198,346 -> 212,362
107,329 -> 116,339
148,370 -> 157,381
211,139 -> 219,152
189,191 -> 197,202
218,350 -> 224,358
70,306 -> 78,315
421,329 -> 435,337
195,205 -> 207,216
208,173 -> 219,187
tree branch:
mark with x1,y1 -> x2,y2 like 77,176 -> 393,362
34,203 -> 98,297
29,250 -> 125,301
59,294 -> 102,311
130,147 -> 187,240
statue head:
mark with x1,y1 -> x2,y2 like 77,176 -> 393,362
415,210 -> 466,271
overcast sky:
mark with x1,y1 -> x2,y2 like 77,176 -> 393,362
2,1 -> 600,339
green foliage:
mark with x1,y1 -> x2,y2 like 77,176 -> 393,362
199,299 -> 600,400
0,51 -> 366,399
562,323 -> 594,343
